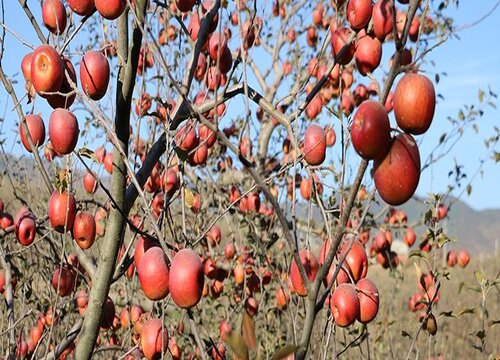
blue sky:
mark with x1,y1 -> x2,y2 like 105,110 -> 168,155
0,1 -> 499,211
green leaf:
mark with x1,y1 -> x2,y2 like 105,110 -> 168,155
475,270 -> 485,285
436,233 -> 450,248
241,313 -> 257,350
272,344 -> 299,360
409,250 -> 428,259
478,89 -> 485,103
79,147 -> 96,162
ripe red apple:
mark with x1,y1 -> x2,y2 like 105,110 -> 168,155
356,278 -> 379,323
446,250 -> 458,267
347,0 -> 373,30
351,100 -> 391,159
95,0 -> 126,20
330,283 -> 360,327
355,34 -> 382,76
73,211 -> 96,250
47,57 -> 77,109
80,51 -> 110,100
303,124 -> 326,166
331,27 -> 356,65
290,250 -> 319,296
1,212 -> 14,230
436,204 -> 448,221
457,250 -> 470,268
404,227 -> 416,247
372,0 -> 393,40
374,133 -> 420,205
207,225 -> 222,247
42,0 -> 67,35
21,52 -> 33,82
19,114 -> 46,152
325,126 -> 336,147
169,249 -> 204,308
393,73 -> 436,135
48,190 -> 77,233
176,0 -> 196,12
339,241 -> 368,282
83,171 -> 97,194
14,207 -> 36,246
51,265 -> 75,297
176,122 -> 198,151
67,0 -> 95,16
224,243 -> 235,260
138,247 -> 170,300
30,45 -> 65,95
104,152 -> 113,174
198,124 -> 217,148
141,318 -> 169,360
208,33 -> 228,61
49,109 -> 79,155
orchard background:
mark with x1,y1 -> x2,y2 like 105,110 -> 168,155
0,0 -> 499,359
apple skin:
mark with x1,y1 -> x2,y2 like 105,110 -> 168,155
141,318 -> 169,360
446,250 -> 458,267
138,247 -> 170,301
355,34 -> 382,76
356,278 -> 379,323
330,283 -> 360,327
175,122 -> 198,152
169,249 -> 204,309
73,211 -> 96,250
67,0 -> 95,16
347,0 -> 373,30
339,241 -> 368,282
14,207 -> 36,246
51,265 -> 75,297
372,0 -> 394,40
393,73 -> 436,135
331,27 -> 356,65
351,100 -> 391,160
134,236 -> 160,268
48,191 -> 77,234
457,250 -> 470,268
49,109 -> 79,155
42,0 -> 67,35
80,51 -> 110,100
176,0 -> 196,12
19,114 -> 46,152
95,0 -> 126,20
21,53 -> 33,81
403,227 -> 416,247
83,171 -> 97,194
374,133 -> 421,205
30,45 -> 65,95
290,250 -> 319,297
47,57 -> 77,109
303,124 -> 326,166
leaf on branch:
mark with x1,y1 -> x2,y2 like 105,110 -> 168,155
478,89 -> 485,103
225,332 -> 249,360
271,344 -> 299,360
409,250 -> 428,260
79,147 -> 96,162
184,188 -> 195,208
241,313 -> 257,350
474,270 -> 485,285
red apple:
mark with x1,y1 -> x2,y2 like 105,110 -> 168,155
42,0 -> 67,35
347,0 -> 373,30
80,51 -> 110,100
14,207 -> 36,246
95,0 -> 126,20
331,27 -> 356,65
21,52 -> 33,82
67,0 -> 95,16
83,171 -> 97,194
176,122 -> 198,151
51,265 -> 75,297
169,249 -> 204,308
48,190 -> 77,233
330,283 -> 360,327
339,241 -> 368,282
351,100 -> 391,159
141,318 -> 169,360
457,250 -> 470,268
374,133 -> 420,205
356,278 -> 379,323
175,0 -> 196,12
290,250 -> 319,296
303,124 -> 326,166
355,34 -> 382,76
138,247 -> 170,300
30,45 -> 65,95
394,73 -> 436,135
19,114 -> 46,152
49,109 -> 79,155
47,57 -> 78,109
446,250 -> 458,267
403,227 -> 416,247
73,211 -> 96,249
372,0 -> 393,40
